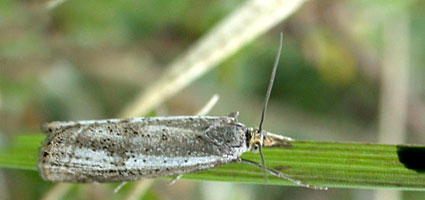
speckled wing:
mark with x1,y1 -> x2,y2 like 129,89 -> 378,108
38,116 -> 248,183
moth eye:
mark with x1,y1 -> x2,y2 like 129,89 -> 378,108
250,143 -> 260,153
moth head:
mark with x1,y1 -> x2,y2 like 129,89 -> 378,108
247,128 -> 264,153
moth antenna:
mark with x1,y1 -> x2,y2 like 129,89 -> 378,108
258,32 -> 283,133
257,33 -> 283,183
240,159 -> 327,190
258,141 -> 267,182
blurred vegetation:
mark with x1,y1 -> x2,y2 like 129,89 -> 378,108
0,0 -> 424,199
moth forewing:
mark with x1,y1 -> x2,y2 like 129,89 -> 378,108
38,116 -> 248,183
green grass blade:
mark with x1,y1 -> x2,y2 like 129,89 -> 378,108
1,134 -> 425,190
0,134 -> 42,171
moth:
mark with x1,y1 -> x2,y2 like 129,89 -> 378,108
38,34 -> 324,190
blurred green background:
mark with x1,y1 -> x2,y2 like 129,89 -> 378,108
0,0 -> 424,199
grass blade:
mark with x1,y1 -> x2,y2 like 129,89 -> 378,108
1,134 -> 425,190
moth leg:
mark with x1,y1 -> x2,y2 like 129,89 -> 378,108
113,182 -> 127,193
169,174 -> 183,185
240,159 -> 327,190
